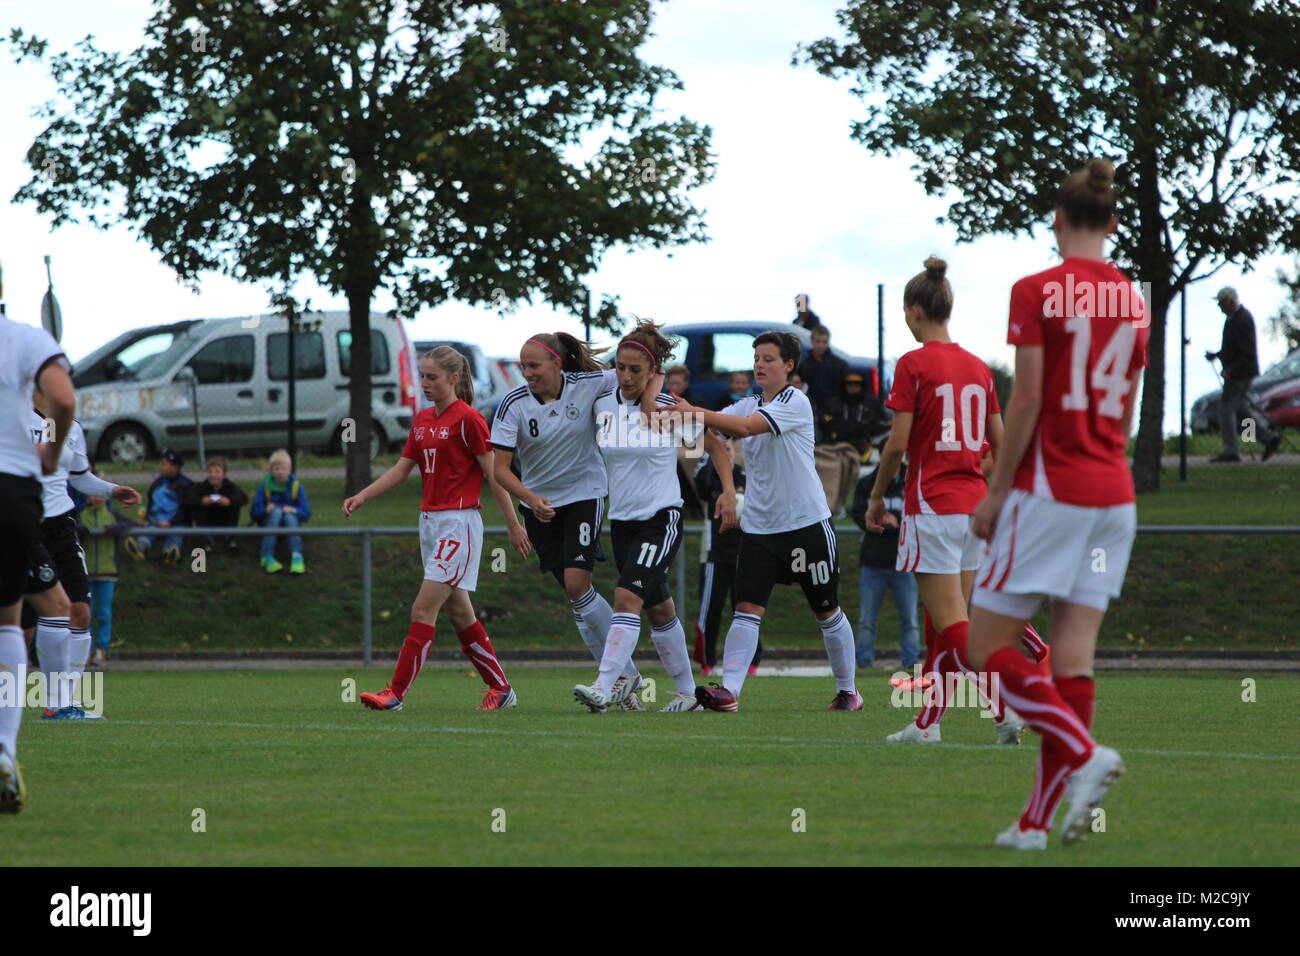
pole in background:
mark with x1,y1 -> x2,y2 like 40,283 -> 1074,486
876,283 -> 885,412
362,530 -> 373,666
41,255 -> 63,343
287,310 -> 297,471
1180,287 -> 1188,481
583,287 -> 592,343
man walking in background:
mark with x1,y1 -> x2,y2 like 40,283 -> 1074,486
1207,287 -> 1281,463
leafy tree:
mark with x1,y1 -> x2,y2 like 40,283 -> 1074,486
9,0 -> 714,491
1267,261 -> 1300,352
801,0 -> 1300,491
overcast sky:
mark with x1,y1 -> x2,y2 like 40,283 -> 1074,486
2,0 -> 1295,434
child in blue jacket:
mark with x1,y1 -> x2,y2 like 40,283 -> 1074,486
250,449 -> 311,573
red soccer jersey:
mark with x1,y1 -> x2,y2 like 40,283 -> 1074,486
401,400 -> 493,511
1007,257 -> 1149,507
886,341 -> 1001,515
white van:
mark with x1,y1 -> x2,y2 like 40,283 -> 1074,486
77,311 -> 421,465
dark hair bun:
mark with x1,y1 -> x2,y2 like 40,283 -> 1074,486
923,256 -> 947,280
1086,158 -> 1115,191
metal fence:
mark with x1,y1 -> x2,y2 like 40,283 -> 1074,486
119,522 -> 1300,665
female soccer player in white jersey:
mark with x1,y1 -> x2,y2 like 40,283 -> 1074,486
968,159 -> 1147,850
345,347 -> 528,711
667,331 -> 860,712
572,320 -> 738,713
865,257 -> 1025,746
491,332 -> 661,710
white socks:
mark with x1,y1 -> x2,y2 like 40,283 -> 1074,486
650,617 -> 695,697
35,616 -> 70,711
68,627 -> 92,706
571,588 -> 638,679
819,609 -> 857,694
0,626 -> 25,757
595,613 -> 641,695
721,612 -> 762,696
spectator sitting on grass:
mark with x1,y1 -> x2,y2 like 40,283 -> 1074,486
124,448 -> 192,564
251,449 -> 311,574
184,455 -> 249,552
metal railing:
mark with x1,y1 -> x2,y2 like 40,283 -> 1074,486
112,522 -> 1300,665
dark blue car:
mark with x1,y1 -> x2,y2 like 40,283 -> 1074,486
602,320 -> 892,410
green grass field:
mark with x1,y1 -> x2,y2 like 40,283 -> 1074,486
8,668 -> 1298,866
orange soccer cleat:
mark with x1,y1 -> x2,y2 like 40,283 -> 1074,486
360,687 -> 403,711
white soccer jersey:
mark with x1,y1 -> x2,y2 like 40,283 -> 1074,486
30,410 -> 90,519
492,369 -> 617,510
723,385 -> 831,535
0,316 -> 67,481
596,389 -> 705,521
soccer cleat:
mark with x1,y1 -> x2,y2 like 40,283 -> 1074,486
610,673 -> 642,704
163,544 -> 181,565
700,664 -> 714,676
995,708 -> 1026,745
360,687 -> 403,711
889,674 -> 933,691
124,537 -> 146,561
40,705 -> 102,720
0,745 -> 25,814
747,664 -> 759,677
659,692 -> 703,712
262,556 -> 284,574
91,647 -> 108,667
695,683 -> 738,712
995,822 -> 1048,851
827,690 -> 864,711
619,691 -> 646,712
886,721 -> 941,743
1060,745 -> 1124,847
290,553 -> 306,574
573,683 -> 610,713
478,686 -> 517,710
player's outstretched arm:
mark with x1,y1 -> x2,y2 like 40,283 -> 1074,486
342,457 -> 416,518
866,412 -> 911,532
479,450 -> 532,558
667,399 -> 770,440
492,448 -> 553,521
36,362 -> 75,476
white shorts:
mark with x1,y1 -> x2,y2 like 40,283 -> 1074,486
896,513 -> 983,574
971,488 -> 1136,619
418,508 -> 484,591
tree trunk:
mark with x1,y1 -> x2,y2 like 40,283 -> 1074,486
345,283 -> 373,497
1132,289 -> 1170,494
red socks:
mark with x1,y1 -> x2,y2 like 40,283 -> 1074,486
391,622 -> 436,700
917,619 -> 970,729
1020,622 -> 1048,663
458,620 -> 509,692
1019,675 -> 1096,832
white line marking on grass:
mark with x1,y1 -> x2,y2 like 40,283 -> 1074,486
106,719 -> 1300,762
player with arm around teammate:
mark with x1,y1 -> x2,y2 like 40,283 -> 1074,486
490,331 -> 660,711
667,331 -> 860,713
344,347 -> 529,711
968,159 -> 1147,850
572,320 -> 738,713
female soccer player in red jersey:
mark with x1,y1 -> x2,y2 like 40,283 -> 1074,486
572,320 -> 737,713
969,159 -> 1147,850
344,347 -> 530,711
865,257 -> 1025,745
490,332 -> 661,711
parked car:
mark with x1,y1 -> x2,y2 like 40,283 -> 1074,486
71,320 -> 199,388
598,320 -> 892,410
1190,348 -> 1300,433
79,311 -> 420,465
